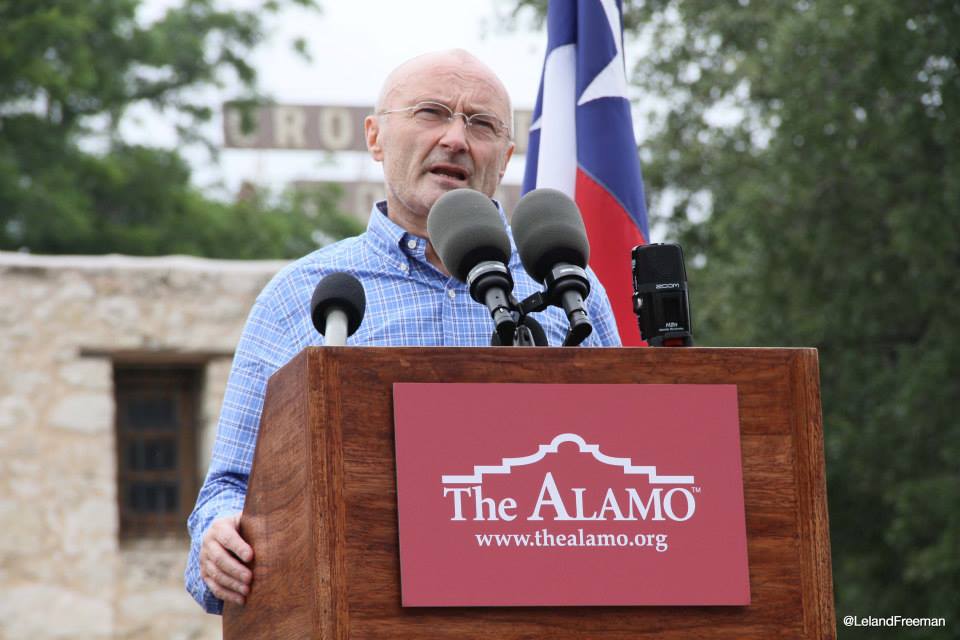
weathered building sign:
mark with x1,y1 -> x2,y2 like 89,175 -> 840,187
224,104 -> 533,155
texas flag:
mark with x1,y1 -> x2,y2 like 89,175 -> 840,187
522,0 -> 649,346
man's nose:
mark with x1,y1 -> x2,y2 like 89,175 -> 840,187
437,116 -> 469,153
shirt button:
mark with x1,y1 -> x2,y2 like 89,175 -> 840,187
447,289 -> 456,299
406,239 -> 417,250
399,263 -> 409,272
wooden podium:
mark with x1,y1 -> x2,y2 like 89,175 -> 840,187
223,347 -> 835,639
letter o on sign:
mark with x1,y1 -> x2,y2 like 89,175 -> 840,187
320,107 -> 353,150
663,488 -> 696,522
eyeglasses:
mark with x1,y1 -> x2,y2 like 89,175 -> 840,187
377,101 -> 511,142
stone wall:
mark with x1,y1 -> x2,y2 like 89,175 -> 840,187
0,252 -> 287,640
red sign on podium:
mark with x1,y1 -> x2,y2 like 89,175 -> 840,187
393,383 -> 750,607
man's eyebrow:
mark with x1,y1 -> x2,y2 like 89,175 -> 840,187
410,95 -> 501,115
409,95 -> 451,106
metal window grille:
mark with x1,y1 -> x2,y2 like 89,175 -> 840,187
114,366 -> 201,538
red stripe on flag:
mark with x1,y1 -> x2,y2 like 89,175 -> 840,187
575,169 -> 646,346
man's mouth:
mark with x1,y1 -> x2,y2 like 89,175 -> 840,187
427,164 -> 470,182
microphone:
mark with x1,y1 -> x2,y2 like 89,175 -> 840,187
427,188 -> 517,345
511,188 -> 593,346
310,272 -> 366,346
631,243 -> 694,346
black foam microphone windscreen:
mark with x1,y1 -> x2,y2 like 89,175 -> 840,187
511,188 -> 590,283
427,189 -> 511,282
310,272 -> 366,336
632,243 -> 686,283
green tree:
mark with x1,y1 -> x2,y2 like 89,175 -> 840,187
513,1 -> 959,635
0,0 -> 363,257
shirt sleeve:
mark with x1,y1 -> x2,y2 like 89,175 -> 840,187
583,267 -> 623,347
185,296 -> 298,614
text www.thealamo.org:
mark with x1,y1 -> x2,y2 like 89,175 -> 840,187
475,529 -> 670,552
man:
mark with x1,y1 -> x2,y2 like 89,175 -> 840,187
185,49 -> 621,613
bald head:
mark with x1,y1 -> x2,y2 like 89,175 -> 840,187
375,49 -> 512,131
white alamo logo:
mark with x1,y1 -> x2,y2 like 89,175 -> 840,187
441,433 -> 698,523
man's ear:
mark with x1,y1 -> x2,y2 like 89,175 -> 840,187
364,115 -> 384,162
498,140 -> 516,179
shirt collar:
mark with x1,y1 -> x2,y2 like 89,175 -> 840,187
365,200 -> 408,257
364,198 -> 512,258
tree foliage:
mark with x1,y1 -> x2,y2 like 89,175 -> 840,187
0,0 -> 363,258
513,0 -> 959,635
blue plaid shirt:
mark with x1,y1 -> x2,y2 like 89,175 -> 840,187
185,201 -> 621,613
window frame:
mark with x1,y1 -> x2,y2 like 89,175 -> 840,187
113,365 -> 202,539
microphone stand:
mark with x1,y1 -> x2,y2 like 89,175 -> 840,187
485,270 -> 595,347
517,271 -> 594,347
490,296 -> 545,346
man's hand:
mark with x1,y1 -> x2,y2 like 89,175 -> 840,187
200,513 -> 254,606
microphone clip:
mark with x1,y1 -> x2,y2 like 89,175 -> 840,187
517,264 -> 593,347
